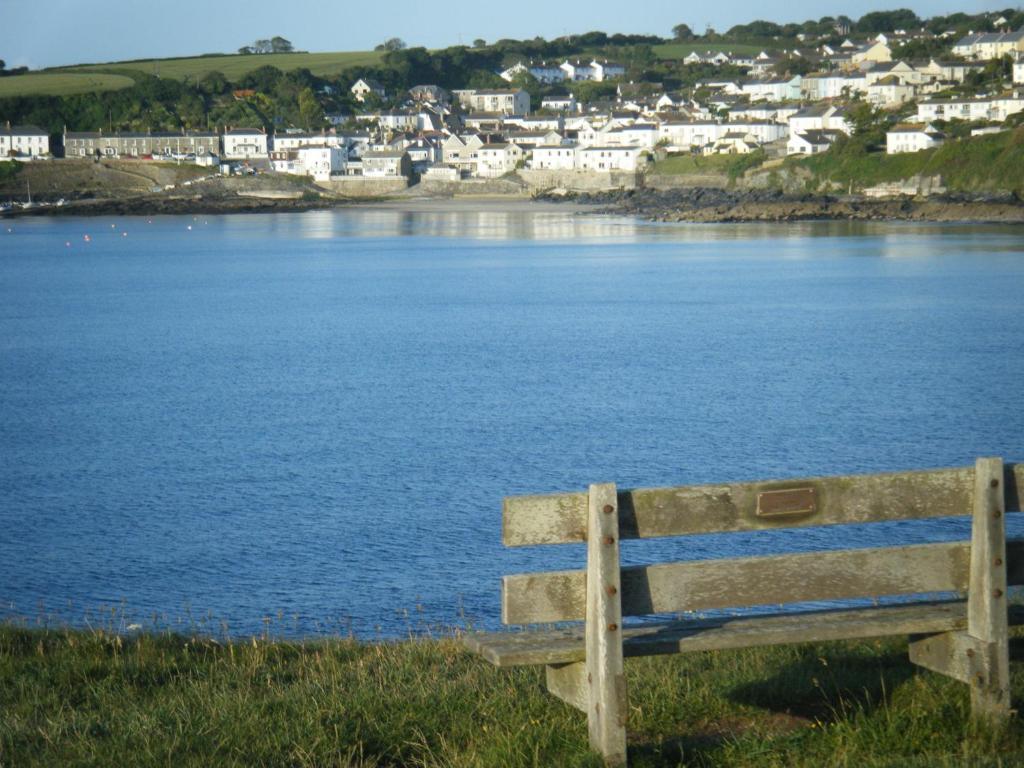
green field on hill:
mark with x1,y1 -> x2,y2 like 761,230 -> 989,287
62,50 -> 386,82
0,72 -> 136,98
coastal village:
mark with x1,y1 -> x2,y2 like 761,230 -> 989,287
2,17 -> 1024,200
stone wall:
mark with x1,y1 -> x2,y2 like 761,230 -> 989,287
644,173 -> 729,190
518,169 -> 640,192
316,177 -> 410,197
413,176 -> 529,197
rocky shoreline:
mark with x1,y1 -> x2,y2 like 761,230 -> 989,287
544,187 -> 1024,224
2,194 -> 350,218
4,186 -> 1024,224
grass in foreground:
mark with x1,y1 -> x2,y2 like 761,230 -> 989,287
3,625 -> 1024,767
0,72 -> 136,98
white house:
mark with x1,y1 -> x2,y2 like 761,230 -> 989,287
787,129 -> 843,155
1,123 -> 49,159
886,124 -> 944,154
351,78 -> 386,103
455,89 -> 530,115
657,121 -> 729,151
789,105 -> 852,135
296,146 -> 348,180
577,145 -> 644,171
917,97 -> 995,123
442,133 -> 485,173
530,144 -> 577,170
506,130 -> 563,148
223,128 -> 268,159
475,142 -> 524,177
377,110 -> 419,132
1014,60 -> 1024,84
272,130 -> 347,151
542,94 -> 578,112
530,61 -> 566,83
851,41 -> 892,65
499,62 -> 529,82
952,28 -> 1024,60
740,76 -> 802,102
502,61 -> 567,83
920,58 -> 986,84
601,123 -> 659,148
729,103 -> 799,125
990,92 -> 1024,121
866,76 -> 917,107
504,115 -> 563,132
361,150 -> 411,177
591,60 -> 626,81
403,138 -> 443,171
707,131 -> 761,154
864,61 -> 922,86
560,60 -> 595,81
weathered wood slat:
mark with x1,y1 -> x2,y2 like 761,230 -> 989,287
503,464 -> 1024,547
546,662 -> 587,712
909,630 -> 986,685
466,601 -> 1024,668
504,541 -> 982,625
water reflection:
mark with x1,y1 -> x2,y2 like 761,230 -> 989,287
227,208 -> 1024,248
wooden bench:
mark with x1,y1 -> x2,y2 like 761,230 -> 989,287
464,458 -> 1024,766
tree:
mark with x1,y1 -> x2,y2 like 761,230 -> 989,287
772,56 -> 815,76
270,37 -> 293,53
254,39 -> 272,54
671,23 -> 694,41
297,87 -> 322,129
855,9 -> 920,34
473,38 -> 486,48
376,38 -> 407,52
238,46 -> 254,55
199,70 -> 229,95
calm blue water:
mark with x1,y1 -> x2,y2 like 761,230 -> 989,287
1,208 -> 1023,638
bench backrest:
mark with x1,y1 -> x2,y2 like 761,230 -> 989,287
501,460 -> 1024,626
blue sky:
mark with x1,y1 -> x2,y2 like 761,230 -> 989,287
0,0 -> 1007,69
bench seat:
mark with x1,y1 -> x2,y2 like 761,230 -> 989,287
466,600 -> 1024,668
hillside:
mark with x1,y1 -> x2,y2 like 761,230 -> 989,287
794,127 -> 1024,196
0,72 -> 136,98
62,50 -> 386,82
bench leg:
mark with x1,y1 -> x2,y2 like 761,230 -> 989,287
968,458 -> 1010,722
586,483 -> 628,765
910,458 -> 1010,723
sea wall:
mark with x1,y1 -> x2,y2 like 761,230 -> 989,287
413,177 -> 530,197
518,169 -> 640,192
317,177 -> 410,197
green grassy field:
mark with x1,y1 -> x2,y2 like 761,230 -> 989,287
63,50 -> 386,82
2,622 -> 1024,767
654,151 -> 768,182
0,72 -> 136,98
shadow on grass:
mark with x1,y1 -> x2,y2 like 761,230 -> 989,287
628,646 -> 920,766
